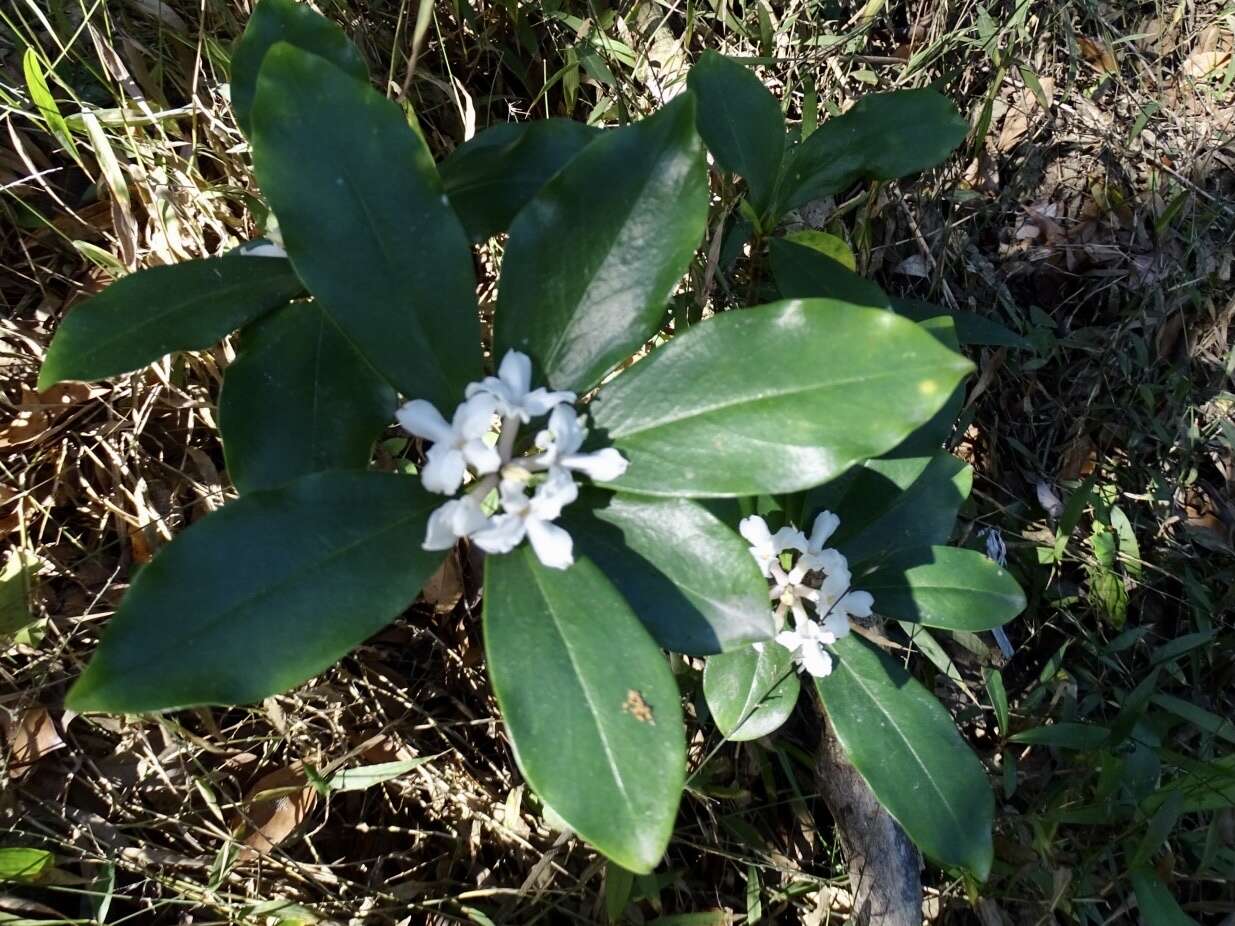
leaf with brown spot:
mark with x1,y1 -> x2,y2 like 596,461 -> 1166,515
4,707 -> 65,779
233,764 -> 318,858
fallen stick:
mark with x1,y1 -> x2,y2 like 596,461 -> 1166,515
813,689 -> 923,925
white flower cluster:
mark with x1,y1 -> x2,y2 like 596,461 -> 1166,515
739,511 -> 874,678
396,350 -> 628,570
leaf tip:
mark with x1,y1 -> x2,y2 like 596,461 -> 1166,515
35,363 -> 61,392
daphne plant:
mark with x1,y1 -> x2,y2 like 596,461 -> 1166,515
42,0 -> 1027,878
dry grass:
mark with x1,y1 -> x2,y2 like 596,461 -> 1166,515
2,0 -> 1233,923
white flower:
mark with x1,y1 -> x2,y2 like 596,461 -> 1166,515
775,617 -> 837,677
534,404 -> 629,482
813,568 -> 872,640
472,467 -> 578,569
423,496 -> 491,551
466,350 -> 576,423
768,559 -> 818,627
397,393 -> 501,494
738,515 -> 808,578
796,509 -> 846,575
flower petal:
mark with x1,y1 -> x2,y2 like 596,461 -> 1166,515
422,445 -> 466,495
561,447 -> 628,482
546,404 -> 587,457
772,526 -> 809,554
462,439 -> 501,475
529,467 -> 578,520
454,392 -> 499,440
820,610 -> 852,640
808,510 -> 840,552
818,568 -> 853,608
522,386 -> 577,418
498,349 -> 533,399
423,497 -> 490,550
798,641 -> 833,678
799,548 -> 847,577
499,477 -> 534,515
396,399 -> 454,444
526,517 -> 574,569
775,629 -> 803,651
738,515 -> 773,550
839,590 -> 874,619
471,513 -> 527,554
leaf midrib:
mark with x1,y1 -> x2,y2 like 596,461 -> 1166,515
527,562 -> 639,827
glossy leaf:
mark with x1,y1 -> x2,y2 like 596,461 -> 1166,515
230,0 -> 367,137
484,548 -> 685,873
780,89 -> 968,211
251,44 -> 480,411
857,546 -> 1025,630
591,299 -> 973,497
564,492 -> 773,654
219,302 -> 397,493
39,257 -> 302,389
687,50 -> 784,213
770,237 -> 890,309
704,644 -> 800,741
881,315 -> 965,458
804,454 -> 971,565
1128,869 -> 1201,926
782,230 -> 855,268
495,94 -> 707,393
817,634 -> 994,879
892,298 -> 1029,348
440,119 -> 600,242
67,471 -> 442,712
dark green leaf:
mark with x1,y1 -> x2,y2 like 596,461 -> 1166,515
495,94 -> 707,393
1128,868 -> 1201,926
229,0 -> 367,137
985,669 -> 1009,737
1009,723 -> 1110,750
891,298 -> 1029,348
440,119 -> 600,242
564,492 -> 773,654
857,546 -> 1025,631
484,548 -> 685,873
769,237 -> 890,309
591,299 -> 973,497
219,302 -> 397,493
251,44 -> 480,411
38,257 -> 302,389
780,89 -> 968,211
67,471 -> 442,712
804,454 -> 971,564
1150,694 -> 1235,745
687,50 -> 784,214
880,316 -> 966,458
817,634 -> 994,878
703,644 -> 799,741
